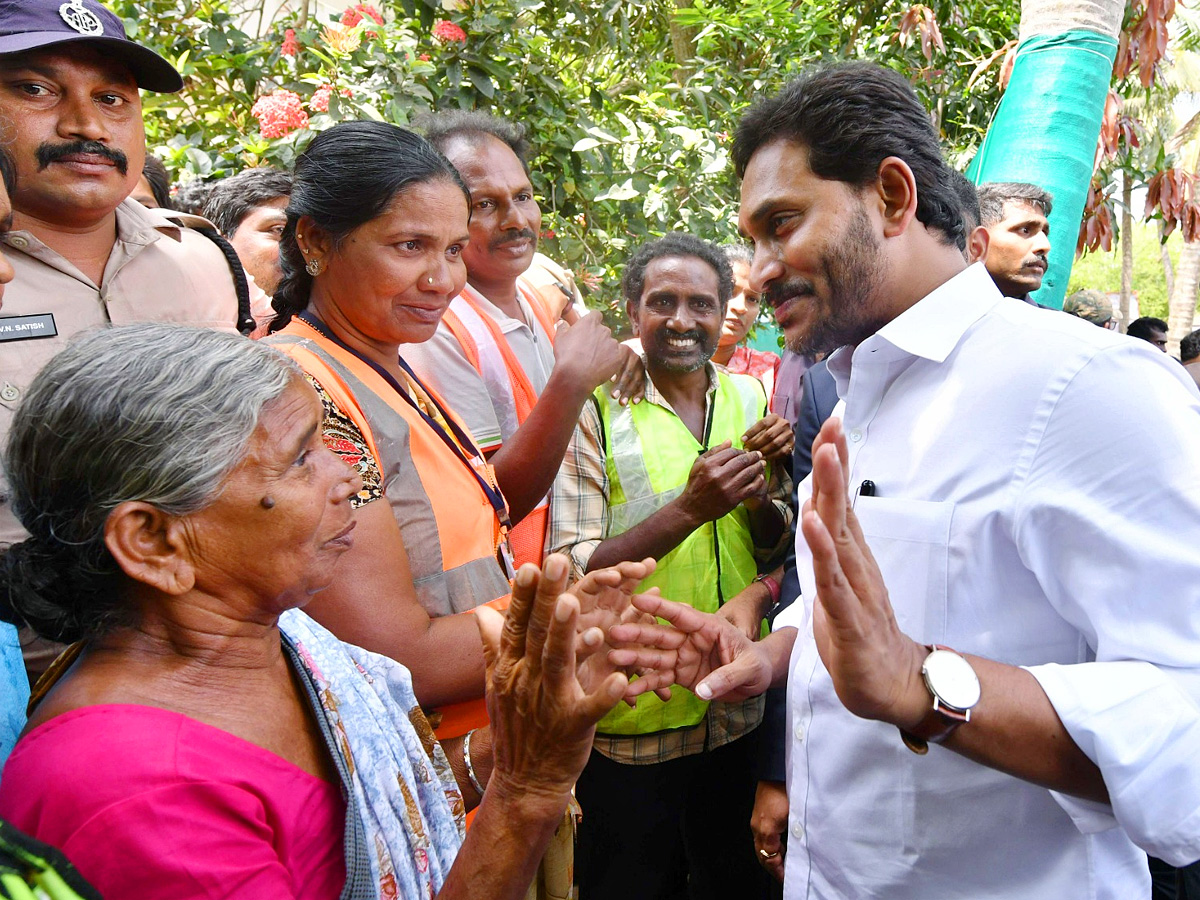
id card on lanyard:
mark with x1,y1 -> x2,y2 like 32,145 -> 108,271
496,530 -> 517,579
465,450 -> 516,580
297,313 -> 517,576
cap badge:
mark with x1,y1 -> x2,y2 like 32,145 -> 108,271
59,0 -> 104,36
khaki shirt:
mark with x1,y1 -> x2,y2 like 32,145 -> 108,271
0,198 -> 240,545
523,251 -> 587,320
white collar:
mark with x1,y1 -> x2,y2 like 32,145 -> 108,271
871,263 -> 1001,362
827,264 -> 1001,390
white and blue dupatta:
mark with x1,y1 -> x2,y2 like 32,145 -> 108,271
279,610 -> 465,900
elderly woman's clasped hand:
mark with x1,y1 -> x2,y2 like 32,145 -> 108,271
433,554 -> 660,899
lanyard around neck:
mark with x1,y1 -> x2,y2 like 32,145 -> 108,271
701,389 -> 717,450
296,311 -> 511,530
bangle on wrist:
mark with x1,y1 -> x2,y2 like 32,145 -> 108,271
755,573 -> 781,606
463,729 -> 487,796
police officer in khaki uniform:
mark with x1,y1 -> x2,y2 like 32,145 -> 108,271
0,0 -> 243,678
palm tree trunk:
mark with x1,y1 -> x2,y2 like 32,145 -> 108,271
1120,172 -> 1133,331
967,0 -> 1123,307
1167,239 -> 1200,356
1161,223 -> 1175,301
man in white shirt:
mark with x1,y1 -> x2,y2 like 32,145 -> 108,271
610,61 -> 1200,899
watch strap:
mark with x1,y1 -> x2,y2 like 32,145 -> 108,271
899,702 -> 968,754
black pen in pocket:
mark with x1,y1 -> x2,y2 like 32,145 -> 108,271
853,479 -> 876,507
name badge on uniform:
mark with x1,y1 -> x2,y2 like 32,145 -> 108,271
0,314 -> 57,342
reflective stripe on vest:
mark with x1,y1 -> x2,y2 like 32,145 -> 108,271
596,371 -> 766,736
267,325 -> 512,619
437,281 -> 557,569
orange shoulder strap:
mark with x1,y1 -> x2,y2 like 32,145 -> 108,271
439,308 -> 481,371
517,280 -> 559,345
457,289 -> 541,423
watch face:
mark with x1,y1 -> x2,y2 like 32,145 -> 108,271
923,650 -> 981,711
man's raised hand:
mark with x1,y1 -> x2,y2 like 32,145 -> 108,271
801,418 -> 928,728
552,311 -> 630,398
742,413 -> 794,461
607,593 -> 777,704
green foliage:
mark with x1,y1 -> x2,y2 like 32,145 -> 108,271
120,0 -> 1021,316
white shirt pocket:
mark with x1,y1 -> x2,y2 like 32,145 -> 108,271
854,495 -> 955,645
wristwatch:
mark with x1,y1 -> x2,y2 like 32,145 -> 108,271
899,645 -> 981,755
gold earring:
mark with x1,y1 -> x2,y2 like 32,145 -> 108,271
306,258 -> 323,276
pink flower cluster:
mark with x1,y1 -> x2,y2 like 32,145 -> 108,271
432,20 -> 467,44
341,3 -> 383,37
310,83 -> 353,113
281,27 -> 298,57
251,89 -> 309,139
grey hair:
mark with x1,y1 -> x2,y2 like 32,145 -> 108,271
417,109 -> 532,172
1,324 -> 299,641
722,243 -> 753,268
977,182 -> 1053,228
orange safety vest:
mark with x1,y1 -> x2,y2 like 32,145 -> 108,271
267,319 -> 511,741
439,282 -> 558,569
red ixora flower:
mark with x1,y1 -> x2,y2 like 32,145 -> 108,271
251,89 -> 309,139
281,28 -> 299,57
539,229 -> 556,240
418,53 -> 431,61
310,83 -> 353,113
341,3 -> 383,37
432,20 -> 467,44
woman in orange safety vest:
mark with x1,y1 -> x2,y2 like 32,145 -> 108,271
263,123 -> 650,762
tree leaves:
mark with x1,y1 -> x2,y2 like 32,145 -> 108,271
118,0 -> 1026,317
1145,169 -> 1200,241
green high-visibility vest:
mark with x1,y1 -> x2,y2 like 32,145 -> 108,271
595,370 -> 766,736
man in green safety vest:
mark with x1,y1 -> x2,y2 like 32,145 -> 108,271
549,232 -> 792,900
